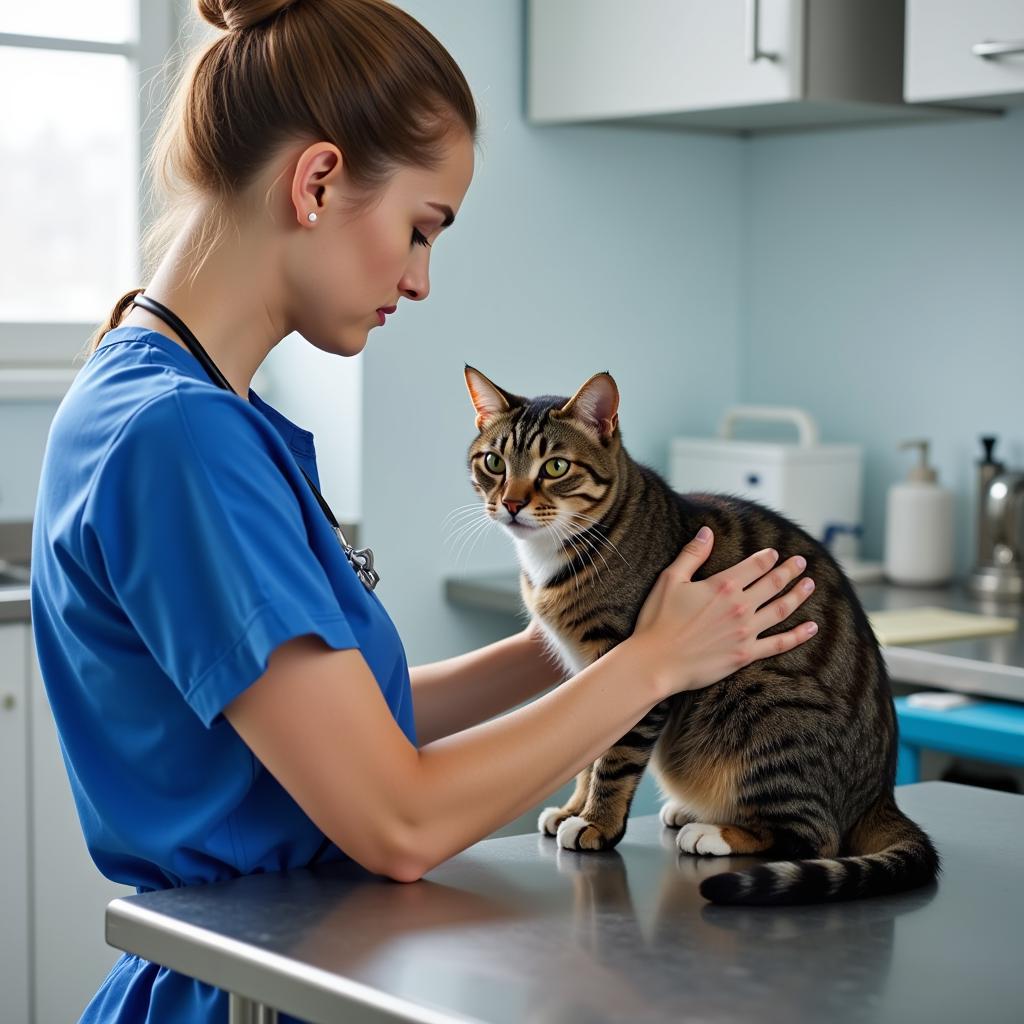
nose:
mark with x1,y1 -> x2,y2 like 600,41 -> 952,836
399,252 -> 430,302
502,498 -> 527,517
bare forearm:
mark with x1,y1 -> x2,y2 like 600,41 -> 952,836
394,638 -> 660,879
411,625 -> 565,745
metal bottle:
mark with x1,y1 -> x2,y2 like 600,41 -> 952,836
968,436 -> 1024,600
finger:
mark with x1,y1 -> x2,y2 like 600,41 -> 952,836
720,546 -> 780,591
752,571 -> 815,635
751,620 -> 819,664
664,527 -> 714,582
745,554 -> 810,609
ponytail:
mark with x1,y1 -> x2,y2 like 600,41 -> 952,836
79,287 -> 145,363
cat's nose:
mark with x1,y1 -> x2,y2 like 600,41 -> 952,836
503,498 -> 527,516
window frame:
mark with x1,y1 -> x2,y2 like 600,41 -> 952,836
0,0 -> 179,394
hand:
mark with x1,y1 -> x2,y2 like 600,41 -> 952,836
630,527 -> 818,698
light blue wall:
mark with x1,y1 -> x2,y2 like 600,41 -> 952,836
363,0 -> 743,670
740,106 -> 1024,578
7,1 -> 1022,832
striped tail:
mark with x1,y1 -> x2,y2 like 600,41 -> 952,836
699,798 -> 941,906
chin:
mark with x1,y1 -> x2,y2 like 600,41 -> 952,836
504,520 -> 542,539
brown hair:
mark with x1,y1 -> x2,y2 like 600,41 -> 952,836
82,0 -> 478,360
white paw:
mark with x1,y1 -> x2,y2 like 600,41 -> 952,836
678,822 -> 733,856
538,806 -> 566,836
556,815 -> 592,850
659,801 -> 693,828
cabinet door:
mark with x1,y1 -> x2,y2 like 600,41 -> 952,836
906,0 -> 1024,104
29,643 -> 134,1024
528,0 -> 801,123
0,624 -> 29,1024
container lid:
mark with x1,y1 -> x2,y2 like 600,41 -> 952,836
900,439 -> 938,483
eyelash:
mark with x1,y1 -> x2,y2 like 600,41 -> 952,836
412,228 -> 431,248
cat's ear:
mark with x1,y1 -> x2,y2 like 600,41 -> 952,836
464,365 -> 523,432
555,372 -> 619,442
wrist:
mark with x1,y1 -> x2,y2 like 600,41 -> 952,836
615,635 -> 673,707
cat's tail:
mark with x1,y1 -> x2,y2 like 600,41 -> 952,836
699,796 -> 941,906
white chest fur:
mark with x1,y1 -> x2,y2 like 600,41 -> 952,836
512,530 -> 566,589
536,618 -> 589,677
512,530 -> 589,677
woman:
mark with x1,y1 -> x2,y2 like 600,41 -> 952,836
29,1 -> 818,1020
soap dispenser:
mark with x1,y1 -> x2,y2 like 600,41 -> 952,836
884,440 -> 954,586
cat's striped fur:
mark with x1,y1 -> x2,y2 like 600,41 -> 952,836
464,366 -> 939,906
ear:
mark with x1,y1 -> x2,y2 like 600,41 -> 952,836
554,371 -> 619,441
464,365 -> 523,432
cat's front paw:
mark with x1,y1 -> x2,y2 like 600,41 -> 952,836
538,806 -> 572,836
556,815 -> 613,852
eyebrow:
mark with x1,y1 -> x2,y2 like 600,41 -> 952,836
427,202 -> 455,228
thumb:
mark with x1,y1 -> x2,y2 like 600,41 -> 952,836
670,526 -> 714,580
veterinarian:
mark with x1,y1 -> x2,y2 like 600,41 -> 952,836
29,1 -> 818,1020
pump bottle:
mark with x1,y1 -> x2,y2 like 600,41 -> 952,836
884,439 -> 954,586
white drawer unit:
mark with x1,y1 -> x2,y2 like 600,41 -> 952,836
0,616 -> 133,1024
906,0 -> 1024,105
669,406 -> 864,561
0,624 -> 30,1024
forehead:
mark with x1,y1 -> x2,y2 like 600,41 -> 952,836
478,397 -> 583,472
388,131 -> 474,206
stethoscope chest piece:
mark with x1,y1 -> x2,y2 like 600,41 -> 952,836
334,527 -> 380,591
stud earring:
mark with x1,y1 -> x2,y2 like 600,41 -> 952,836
307,211 -> 318,223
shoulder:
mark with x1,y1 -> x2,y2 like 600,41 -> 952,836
108,385 -> 283,468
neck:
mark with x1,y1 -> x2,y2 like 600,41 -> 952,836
123,203 -> 289,399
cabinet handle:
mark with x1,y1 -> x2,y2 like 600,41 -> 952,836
972,40 -> 1024,59
2,693 -> 14,711
746,0 -> 778,63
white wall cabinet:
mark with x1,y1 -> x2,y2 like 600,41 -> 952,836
0,620 -> 133,1024
528,0 -> 957,134
905,0 -> 1024,106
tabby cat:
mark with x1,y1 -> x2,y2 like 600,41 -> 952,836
463,365 -> 939,906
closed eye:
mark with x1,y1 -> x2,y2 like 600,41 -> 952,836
412,228 -> 431,248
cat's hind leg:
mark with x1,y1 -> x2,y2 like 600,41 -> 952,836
677,823 -> 774,857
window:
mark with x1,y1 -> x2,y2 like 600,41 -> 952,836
0,0 -> 176,382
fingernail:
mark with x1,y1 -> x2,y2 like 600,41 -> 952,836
806,622 -> 818,635
794,556 -> 807,571
697,526 -> 712,542
802,578 -> 815,592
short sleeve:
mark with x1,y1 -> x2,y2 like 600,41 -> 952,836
81,388 -> 359,727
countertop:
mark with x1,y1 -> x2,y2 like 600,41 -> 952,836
106,782 -> 1023,1024
0,584 -> 31,625
445,570 -> 1024,703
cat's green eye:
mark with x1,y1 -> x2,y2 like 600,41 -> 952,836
484,452 -> 505,474
543,458 -> 570,478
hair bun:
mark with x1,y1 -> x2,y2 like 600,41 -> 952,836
197,0 -> 298,33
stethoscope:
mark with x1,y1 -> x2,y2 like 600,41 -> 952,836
130,292 -> 380,592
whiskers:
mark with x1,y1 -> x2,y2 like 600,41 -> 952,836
440,501 -> 633,588
563,511 -> 632,572
440,501 -> 497,567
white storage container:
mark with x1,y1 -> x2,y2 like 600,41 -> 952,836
669,406 -> 864,562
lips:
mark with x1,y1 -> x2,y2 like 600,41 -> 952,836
376,305 -> 397,314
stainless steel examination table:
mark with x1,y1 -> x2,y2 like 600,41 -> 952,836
105,782 -> 1023,1024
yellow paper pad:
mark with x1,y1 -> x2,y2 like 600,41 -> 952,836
866,606 -> 1018,646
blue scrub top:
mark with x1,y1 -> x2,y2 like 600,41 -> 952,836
30,325 -> 417,1024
